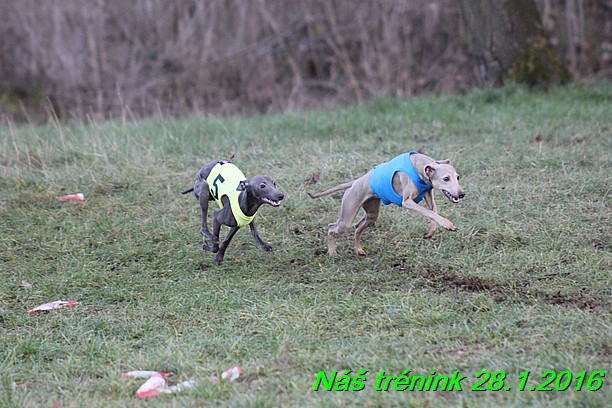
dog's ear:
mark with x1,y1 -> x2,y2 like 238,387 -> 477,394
424,164 -> 435,179
237,180 -> 248,191
435,159 -> 451,165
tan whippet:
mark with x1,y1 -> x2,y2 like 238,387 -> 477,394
309,151 -> 465,256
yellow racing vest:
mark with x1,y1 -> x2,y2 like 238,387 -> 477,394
206,162 -> 254,227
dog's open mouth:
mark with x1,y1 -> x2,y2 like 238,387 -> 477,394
263,197 -> 282,207
442,190 -> 460,203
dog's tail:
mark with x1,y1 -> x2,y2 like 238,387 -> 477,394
181,188 -> 194,195
307,181 -> 354,199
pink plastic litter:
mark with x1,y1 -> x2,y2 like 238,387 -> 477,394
58,193 -> 85,201
27,300 -> 78,313
121,371 -> 171,379
136,373 -> 167,399
221,366 -> 242,382
124,367 -> 239,399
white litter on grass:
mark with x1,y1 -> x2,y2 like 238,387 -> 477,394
121,371 -> 171,379
125,366 -> 241,399
163,380 -> 199,394
21,279 -> 33,290
221,366 -> 242,382
27,300 -> 78,313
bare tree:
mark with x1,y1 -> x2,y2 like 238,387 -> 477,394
460,0 -> 572,87
1,0 -> 607,122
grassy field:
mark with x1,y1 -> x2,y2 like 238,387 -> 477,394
1,82 -> 610,407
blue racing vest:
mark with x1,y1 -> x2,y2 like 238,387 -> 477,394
369,152 -> 432,206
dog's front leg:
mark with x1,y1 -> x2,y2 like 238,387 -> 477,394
249,221 -> 272,252
422,190 -> 438,239
215,226 -> 240,266
401,198 -> 456,231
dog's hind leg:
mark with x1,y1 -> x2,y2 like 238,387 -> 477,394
203,209 -> 224,253
197,181 -> 216,243
214,226 -> 240,266
354,197 -> 381,256
328,185 -> 365,256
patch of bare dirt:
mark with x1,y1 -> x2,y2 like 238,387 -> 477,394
419,269 -> 609,314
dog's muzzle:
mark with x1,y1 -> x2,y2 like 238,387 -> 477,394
442,190 -> 464,203
263,197 -> 282,207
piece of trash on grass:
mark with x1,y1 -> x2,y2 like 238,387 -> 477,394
163,380 -> 198,394
136,373 -> 167,399
121,371 -> 171,379
150,377 -> 221,396
221,366 -> 242,382
21,279 -> 33,290
58,193 -> 85,201
27,300 -> 78,313
127,367 -> 239,399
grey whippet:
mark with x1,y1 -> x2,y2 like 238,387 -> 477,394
308,151 -> 465,256
182,160 -> 284,265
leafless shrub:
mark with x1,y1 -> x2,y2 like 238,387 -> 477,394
0,0 -> 609,122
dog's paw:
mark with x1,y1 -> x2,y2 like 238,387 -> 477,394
200,229 -> 214,240
262,243 -> 273,252
201,230 -> 219,244
436,217 -> 456,231
202,243 -> 220,253
423,224 -> 437,239
444,222 -> 457,231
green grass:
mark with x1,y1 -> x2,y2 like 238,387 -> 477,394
1,81 -> 610,407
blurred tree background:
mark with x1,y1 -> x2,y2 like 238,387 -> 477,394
0,0 -> 610,122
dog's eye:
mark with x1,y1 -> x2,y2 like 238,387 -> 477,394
457,175 -> 461,180
443,176 -> 450,182
260,183 -> 266,189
